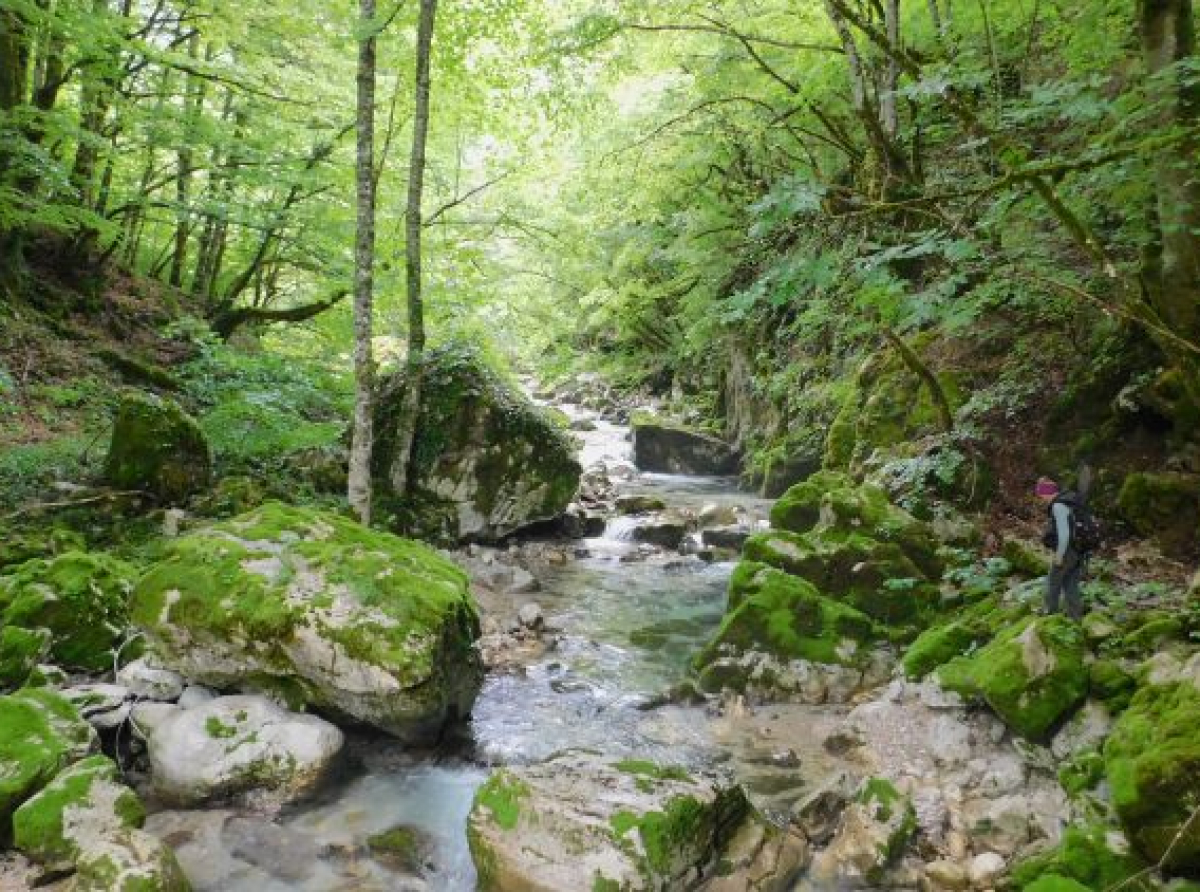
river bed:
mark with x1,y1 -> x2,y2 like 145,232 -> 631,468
147,405 -> 842,891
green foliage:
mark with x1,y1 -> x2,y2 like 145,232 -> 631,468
178,333 -> 351,477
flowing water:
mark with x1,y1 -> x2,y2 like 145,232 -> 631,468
148,407 -> 820,892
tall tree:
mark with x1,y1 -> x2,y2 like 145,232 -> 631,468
1139,0 -> 1200,350
390,0 -> 438,495
348,0 -> 378,523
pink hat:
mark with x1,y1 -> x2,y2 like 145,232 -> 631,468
1035,477 -> 1059,498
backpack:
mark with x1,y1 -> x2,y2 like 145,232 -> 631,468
1041,492 -> 1101,554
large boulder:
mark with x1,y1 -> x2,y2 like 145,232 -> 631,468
1105,678 -> 1200,871
631,413 -> 738,476
133,695 -> 343,808
937,616 -> 1088,741
743,530 -> 936,626
372,344 -> 581,543
768,471 -> 941,578
129,502 -> 483,742
104,392 -> 211,503
694,563 -> 881,692
0,551 -> 138,673
1117,471 -> 1200,558
0,688 -> 97,824
467,752 -> 806,891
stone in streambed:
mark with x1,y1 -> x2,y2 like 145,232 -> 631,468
467,752 -> 805,891
631,413 -> 738,476
129,502 -> 482,742
133,694 -> 343,808
629,514 -> 689,550
0,687 -> 97,823
117,658 -> 186,702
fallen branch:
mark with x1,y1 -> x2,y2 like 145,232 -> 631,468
3,490 -> 148,521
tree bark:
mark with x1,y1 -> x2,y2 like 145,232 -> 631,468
70,0 -> 114,209
882,0 -> 901,137
1139,0 -> 1200,346
170,34 -> 208,288
348,0 -> 378,524
390,0 -> 439,495
0,8 -> 31,112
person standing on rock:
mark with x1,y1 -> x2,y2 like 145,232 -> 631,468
1035,476 -> 1097,621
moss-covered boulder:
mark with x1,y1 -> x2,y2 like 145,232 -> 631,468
0,551 -> 138,672
631,412 -> 738,476
1117,471 -> 1200,558
901,596 -> 1026,680
1105,680 -> 1200,871
743,530 -> 937,626
1009,824 -> 1151,892
11,751 -> 188,891
694,563 -> 881,690
769,471 -> 942,578
72,828 -> 192,891
937,616 -> 1088,741
372,344 -> 581,543
129,502 -> 483,742
104,391 -> 211,503
0,625 -> 51,689
0,687 -> 97,824
467,752 -> 805,891
12,755 -> 144,869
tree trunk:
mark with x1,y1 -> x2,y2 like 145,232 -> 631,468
1140,0 -> 1200,347
170,35 -> 209,288
0,8 -> 31,113
348,0 -> 379,523
882,0 -> 901,138
70,0 -> 114,209
390,0 -> 439,495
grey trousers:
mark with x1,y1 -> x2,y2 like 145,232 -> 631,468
1045,551 -> 1084,620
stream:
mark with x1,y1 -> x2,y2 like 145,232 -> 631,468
146,405 -> 841,891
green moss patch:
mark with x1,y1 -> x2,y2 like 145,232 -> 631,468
694,563 -> 881,683
473,771 -> 530,831
936,616 -> 1088,741
12,755 -> 145,867
1010,824 -> 1151,891
0,625 -> 51,690
0,687 -> 96,823
1,551 -> 138,672
1105,681 -> 1200,870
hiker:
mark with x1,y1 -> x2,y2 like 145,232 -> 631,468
1035,476 -> 1097,620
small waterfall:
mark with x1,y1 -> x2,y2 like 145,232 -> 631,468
602,515 -> 640,542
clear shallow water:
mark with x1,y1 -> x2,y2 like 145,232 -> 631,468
153,407 -> 772,891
